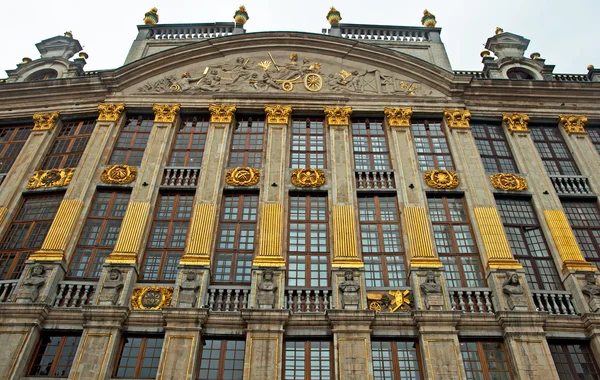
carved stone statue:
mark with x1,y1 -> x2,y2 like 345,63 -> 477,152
582,272 -> 600,312
420,271 -> 443,310
339,270 -> 360,310
502,271 -> 528,311
15,264 -> 46,303
178,271 -> 200,308
98,268 -> 124,306
257,270 -> 277,309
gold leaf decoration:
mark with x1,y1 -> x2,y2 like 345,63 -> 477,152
153,104 -> 181,123
101,165 -> 137,184
324,106 -> 352,126
444,109 -> 472,129
209,104 -> 237,123
490,173 -> 528,191
384,107 -> 412,127
33,112 -> 60,131
424,170 -> 459,189
559,114 -> 588,135
502,113 -> 530,134
97,103 -> 125,122
27,168 -> 75,189
131,286 -> 173,310
225,167 -> 260,186
291,168 -> 325,187
264,105 -> 292,124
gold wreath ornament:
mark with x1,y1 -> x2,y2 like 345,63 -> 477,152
291,168 -> 325,187
101,165 -> 138,184
424,170 -> 459,189
131,286 -> 173,310
490,173 -> 527,191
27,168 -> 75,189
225,167 -> 260,186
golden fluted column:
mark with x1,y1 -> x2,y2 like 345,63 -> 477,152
544,210 -> 596,272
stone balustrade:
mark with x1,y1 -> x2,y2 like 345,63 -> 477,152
161,167 -> 201,187
53,281 -> 97,307
553,74 -> 590,82
355,170 -> 395,189
285,288 -> 332,313
532,290 -> 578,315
449,288 -> 494,313
207,285 -> 250,312
322,25 -> 432,42
550,175 -> 593,195
0,279 -> 18,302
144,23 -> 234,40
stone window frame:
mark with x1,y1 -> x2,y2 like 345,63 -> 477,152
471,121 -> 519,173
40,118 -> 95,170
290,117 -> 327,169
227,115 -> 265,168
562,199 -> 600,270
549,341 -> 600,379
113,335 -> 164,379
530,125 -> 580,176
0,123 -> 32,174
371,340 -> 422,380
283,340 -> 333,380
27,332 -> 81,377
411,119 -> 454,171
459,340 -> 513,380
108,115 -> 154,167
351,118 -> 392,171
197,338 -> 246,380
168,114 -> 209,167
26,69 -> 59,82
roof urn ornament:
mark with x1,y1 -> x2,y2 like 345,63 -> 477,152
480,50 -> 491,58
64,31 -> 73,38
144,7 -> 159,25
495,27 -> 503,35
421,10 -> 437,28
234,6 -> 249,25
530,52 -> 541,60
21,57 -> 32,64
326,7 -> 342,25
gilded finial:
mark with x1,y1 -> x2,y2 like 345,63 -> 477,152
78,52 -> 88,60
530,52 -> 541,60
234,6 -> 249,25
144,7 -> 159,25
64,31 -> 73,38
495,27 -> 503,35
480,50 -> 490,58
421,9 -> 437,28
588,65 -> 595,71
21,57 -> 32,64
326,7 -> 342,25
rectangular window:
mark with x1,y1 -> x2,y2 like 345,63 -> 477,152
589,127 -> 600,155
427,196 -> 485,288
114,335 -> 164,379
284,341 -> 332,380
562,200 -> 600,270
352,119 -> 391,170
290,118 -> 326,169
214,194 -> 258,283
460,341 -> 513,380
371,341 -> 422,380
141,193 -> 193,282
28,333 -> 81,377
0,194 -> 63,280
287,194 -> 329,287
109,115 -> 154,166
228,116 -> 264,167
496,198 -> 563,290
41,119 -> 94,170
0,124 -> 32,174
472,122 -> 518,173
68,191 -> 130,279
359,195 -> 406,288
531,125 -> 580,176
412,120 -> 453,171
169,115 -> 209,167
197,339 -> 245,380
550,342 -> 600,380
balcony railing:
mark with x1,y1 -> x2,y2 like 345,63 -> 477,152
53,281 -> 97,307
355,170 -> 395,189
207,285 -> 250,312
285,288 -> 332,313
0,279 -> 18,302
161,167 -> 201,187
323,25 -> 432,42
449,288 -> 494,313
550,175 -> 593,195
532,290 -> 577,315
553,74 -> 590,82
145,23 -> 235,40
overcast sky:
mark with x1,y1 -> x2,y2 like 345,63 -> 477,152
2,0 -> 599,75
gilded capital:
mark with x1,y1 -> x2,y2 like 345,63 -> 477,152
559,114 -> 588,135
384,107 -> 412,127
444,109 -> 472,129
502,112 -> 530,134
324,106 -> 352,126
98,103 -> 125,122
264,105 -> 292,124
33,111 -> 60,131
209,104 -> 237,123
153,104 -> 180,123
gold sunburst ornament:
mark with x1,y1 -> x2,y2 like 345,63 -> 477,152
424,170 -> 459,189
226,167 -> 260,186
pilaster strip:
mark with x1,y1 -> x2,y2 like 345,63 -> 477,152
331,205 -> 363,268
544,209 -> 596,272
474,207 -> 523,269
404,206 -> 443,268
253,204 -> 285,266
106,201 -> 151,264
0,207 -> 7,225
180,203 -> 216,266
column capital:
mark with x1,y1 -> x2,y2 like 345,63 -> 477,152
33,111 -> 60,131
502,112 -> 530,133
264,105 -> 292,124
444,109 -> 472,129
153,103 -> 181,123
384,107 -> 412,127
559,114 -> 588,135
209,103 -> 236,123
324,106 -> 352,126
97,103 -> 125,122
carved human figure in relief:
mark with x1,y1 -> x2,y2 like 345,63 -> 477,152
98,268 -> 124,306
15,264 -> 46,303
339,270 -> 360,310
502,271 -> 528,311
582,272 -> 600,312
178,271 -> 200,308
257,270 -> 277,309
420,271 -> 443,310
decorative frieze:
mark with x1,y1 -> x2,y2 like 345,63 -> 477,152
444,109 -> 472,129
101,165 -> 137,184
152,103 -> 180,123
225,167 -> 260,186
291,168 -> 325,187
33,111 -> 60,131
264,105 -> 292,124
424,170 -> 459,189
97,103 -> 125,122
27,168 -> 75,189
131,286 -> 173,310
384,107 -> 412,127
502,112 -> 530,133
490,173 -> 528,191
324,106 -> 352,126
559,114 -> 588,135
209,103 -> 236,123
367,290 -> 412,312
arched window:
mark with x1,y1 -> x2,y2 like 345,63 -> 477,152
26,69 -> 58,81
506,68 -> 534,80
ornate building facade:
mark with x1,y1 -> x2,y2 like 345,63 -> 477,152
1,6 -> 600,380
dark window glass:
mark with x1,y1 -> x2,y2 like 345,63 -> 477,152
352,119 -> 391,170
497,198 -> 563,290
214,194 -> 258,283
169,115 -> 209,167
291,118 -> 326,169
460,341 -> 513,380
114,336 -> 163,379
0,194 -> 63,279
287,194 -> 329,287
27,70 -> 58,81
531,125 -> 579,176
284,341 -> 332,380
109,116 -> 154,166
372,341 -> 422,380
550,342 -> 600,380
589,127 -> 600,155
0,124 -> 32,174
563,200 -> 600,270
359,195 -> 406,288
506,69 -> 533,80
141,193 -> 193,282
41,119 -> 94,170
412,120 -> 454,171
197,339 -> 245,380
472,122 -> 518,173
427,196 -> 485,288
228,116 -> 264,167
68,191 -> 130,279
28,333 -> 81,377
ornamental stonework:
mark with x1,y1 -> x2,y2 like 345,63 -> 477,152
559,114 -> 588,135
131,286 -> 173,310
209,104 -> 237,123
424,170 -> 459,189
502,113 -> 530,133
384,107 -> 412,127
226,167 -> 260,186
367,290 -> 412,313
153,104 -> 181,123
27,168 -> 75,189
444,109 -> 472,129
264,105 -> 292,124
97,103 -> 126,121
324,106 -> 352,126
33,111 -> 60,131
291,168 -> 325,187
101,165 -> 137,184
490,173 -> 528,191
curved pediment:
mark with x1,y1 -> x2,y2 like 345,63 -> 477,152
104,32 -> 456,98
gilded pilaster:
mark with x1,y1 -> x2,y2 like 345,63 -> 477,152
474,207 -> 522,269
404,206 -> 442,268
179,204 -> 216,266
106,202 -> 151,264
254,204 -> 285,266
331,205 -> 362,268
